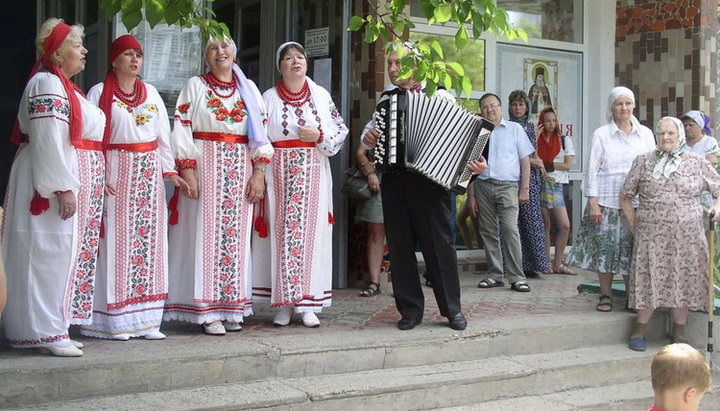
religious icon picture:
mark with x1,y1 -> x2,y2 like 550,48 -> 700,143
524,59 -> 558,118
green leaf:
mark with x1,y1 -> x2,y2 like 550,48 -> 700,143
447,62 -> 464,76
348,15 -> 363,31
433,4 -> 452,23
121,9 -> 143,31
430,40 -> 443,59
517,29 -> 528,42
413,66 -> 426,82
421,3 -> 435,20
455,27 -> 469,50
425,80 -> 437,97
417,42 -> 431,56
443,73 -> 452,90
165,3 -> 180,25
100,0 -> 122,20
398,65 -> 412,80
462,76 -> 472,98
363,24 -> 378,43
145,0 -> 165,28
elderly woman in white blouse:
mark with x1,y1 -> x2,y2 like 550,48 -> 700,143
252,42 -> 348,328
567,86 -> 655,312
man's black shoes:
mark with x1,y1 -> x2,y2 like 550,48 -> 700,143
448,312 -> 467,330
397,317 -> 421,330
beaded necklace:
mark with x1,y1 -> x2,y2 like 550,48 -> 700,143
114,78 -> 145,107
202,71 -> 236,99
276,80 -> 311,107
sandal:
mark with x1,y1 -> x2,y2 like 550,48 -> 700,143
596,295 -> 613,312
554,264 -> 577,275
360,281 -> 381,297
478,278 -> 505,289
510,281 -> 531,292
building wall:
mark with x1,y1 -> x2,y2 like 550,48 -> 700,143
615,0 -> 718,127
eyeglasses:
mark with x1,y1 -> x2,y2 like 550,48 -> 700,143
480,103 -> 501,111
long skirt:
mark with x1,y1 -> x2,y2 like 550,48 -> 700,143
567,206 -> 634,275
2,147 -> 105,348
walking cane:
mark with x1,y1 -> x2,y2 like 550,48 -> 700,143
707,211 -> 715,368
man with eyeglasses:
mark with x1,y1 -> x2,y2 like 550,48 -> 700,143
361,45 -> 487,331
468,93 -> 535,293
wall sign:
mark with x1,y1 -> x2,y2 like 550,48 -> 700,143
304,27 -> 329,58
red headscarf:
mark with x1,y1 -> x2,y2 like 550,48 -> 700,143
536,107 -> 562,165
11,22 -> 83,147
98,34 -> 146,147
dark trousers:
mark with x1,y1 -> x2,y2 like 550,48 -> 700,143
381,172 -> 461,320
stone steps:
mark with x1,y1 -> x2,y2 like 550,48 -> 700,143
435,380 -> 720,411
18,344 -> 665,410
0,311 -> 670,409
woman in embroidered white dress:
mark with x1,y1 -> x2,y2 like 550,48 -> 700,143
164,36 -> 272,336
2,19 -> 106,357
82,35 -> 187,340
253,42 -> 348,328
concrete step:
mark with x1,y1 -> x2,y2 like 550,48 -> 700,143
435,380 -> 720,411
18,344 -> 663,410
0,312 -> 667,408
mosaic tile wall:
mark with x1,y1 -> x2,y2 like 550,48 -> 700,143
615,0 -> 717,128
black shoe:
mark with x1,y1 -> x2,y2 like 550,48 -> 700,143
422,272 -> 432,288
448,312 -> 467,330
397,316 -> 421,330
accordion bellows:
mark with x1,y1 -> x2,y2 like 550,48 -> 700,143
374,90 -> 493,194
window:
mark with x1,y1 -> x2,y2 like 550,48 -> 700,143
498,0 -> 583,43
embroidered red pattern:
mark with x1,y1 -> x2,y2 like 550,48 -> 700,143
176,158 -> 197,170
271,148 -> 322,305
108,150 -> 167,311
7,333 -> 70,347
65,149 -> 105,323
198,140 -> 251,306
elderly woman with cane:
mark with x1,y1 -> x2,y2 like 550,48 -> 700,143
621,116 -> 720,351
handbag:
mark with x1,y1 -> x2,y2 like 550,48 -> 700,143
341,166 -> 372,200
540,174 -> 556,206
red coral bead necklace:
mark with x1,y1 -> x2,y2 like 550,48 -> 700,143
203,71 -> 236,99
276,80 -> 310,107
114,78 -> 145,107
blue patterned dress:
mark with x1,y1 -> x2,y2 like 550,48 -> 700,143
509,113 -> 551,273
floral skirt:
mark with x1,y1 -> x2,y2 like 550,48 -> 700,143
567,206 -> 634,275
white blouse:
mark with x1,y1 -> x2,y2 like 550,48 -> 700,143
583,119 -> 655,208
19,72 -> 106,198
87,82 -> 175,174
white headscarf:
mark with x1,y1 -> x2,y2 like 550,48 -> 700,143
606,86 -> 639,123
275,41 -> 305,72
652,116 -> 687,179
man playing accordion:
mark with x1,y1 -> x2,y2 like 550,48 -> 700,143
361,45 -> 487,331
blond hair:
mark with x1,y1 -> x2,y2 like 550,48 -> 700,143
35,18 -> 85,62
651,343 -> 711,394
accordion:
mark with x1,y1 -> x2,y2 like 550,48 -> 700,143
373,89 -> 493,194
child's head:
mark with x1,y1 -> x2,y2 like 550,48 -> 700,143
651,343 -> 711,410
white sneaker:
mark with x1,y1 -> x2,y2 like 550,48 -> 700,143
273,306 -> 293,326
300,312 -> 320,328
143,331 -> 166,340
113,334 -> 131,341
202,322 -> 226,336
70,339 -> 84,349
223,321 -> 242,332
39,345 -> 84,357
